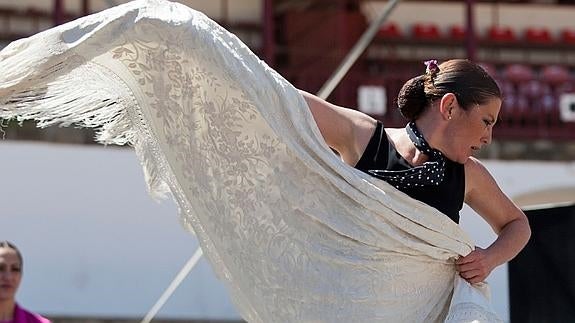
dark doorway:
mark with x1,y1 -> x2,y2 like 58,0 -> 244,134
509,203 -> 575,323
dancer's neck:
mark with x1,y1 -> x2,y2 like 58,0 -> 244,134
0,299 -> 15,321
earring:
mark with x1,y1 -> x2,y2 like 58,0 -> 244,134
448,115 -> 452,120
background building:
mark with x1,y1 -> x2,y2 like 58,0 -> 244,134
1,0 -> 574,322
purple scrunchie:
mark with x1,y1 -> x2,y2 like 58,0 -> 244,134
424,59 -> 439,74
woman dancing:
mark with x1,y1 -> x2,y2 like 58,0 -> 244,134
302,59 -> 531,284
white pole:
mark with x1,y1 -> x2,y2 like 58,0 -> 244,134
317,0 -> 402,99
140,247 -> 204,323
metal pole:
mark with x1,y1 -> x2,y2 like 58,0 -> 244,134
263,0 -> 275,67
317,0 -> 402,99
53,0 -> 64,26
82,0 -> 90,17
140,247 -> 204,323
221,0 -> 229,27
465,0 -> 476,61
105,0 -> 118,7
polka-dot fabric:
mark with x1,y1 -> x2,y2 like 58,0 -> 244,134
368,122 -> 446,190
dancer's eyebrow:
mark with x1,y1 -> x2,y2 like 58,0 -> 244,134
487,113 -> 497,124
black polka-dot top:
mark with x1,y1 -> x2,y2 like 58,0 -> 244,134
354,122 -> 465,223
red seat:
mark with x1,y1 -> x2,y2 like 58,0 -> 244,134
378,23 -> 402,39
449,25 -> 466,40
536,94 -> 557,112
524,27 -> 553,44
561,28 -> 575,44
541,65 -> 571,85
487,26 -> 516,42
504,93 -> 529,113
412,23 -> 441,40
555,82 -> 575,95
502,64 -> 534,83
518,80 -> 551,99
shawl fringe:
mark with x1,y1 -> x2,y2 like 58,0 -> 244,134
0,56 -> 170,200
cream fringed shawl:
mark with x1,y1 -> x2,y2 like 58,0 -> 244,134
0,1 -> 502,322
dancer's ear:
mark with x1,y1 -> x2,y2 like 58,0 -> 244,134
439,93 -> 457,121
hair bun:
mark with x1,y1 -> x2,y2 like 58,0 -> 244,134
397,75 -> 427,121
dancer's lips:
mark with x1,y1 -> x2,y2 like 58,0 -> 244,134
0,283 -> 14,290
469,146 -> 482,156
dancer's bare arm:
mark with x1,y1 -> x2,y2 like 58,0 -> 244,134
457,157 -> 531,283
299,90 -> 377,166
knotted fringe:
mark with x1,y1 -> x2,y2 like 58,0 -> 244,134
445,303 -> 503,323
445,278 -> 503,323
0,55 -> 170,200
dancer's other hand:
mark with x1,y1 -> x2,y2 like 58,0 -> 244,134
455,247 -> 495,284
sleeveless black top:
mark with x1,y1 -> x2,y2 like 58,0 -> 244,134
354,122 -> 465,223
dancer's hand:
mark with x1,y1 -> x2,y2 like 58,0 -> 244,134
455,247 -> 495,284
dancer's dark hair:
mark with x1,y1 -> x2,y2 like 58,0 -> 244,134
397,59 -> 501,121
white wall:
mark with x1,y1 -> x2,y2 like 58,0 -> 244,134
0,141 -> 241,320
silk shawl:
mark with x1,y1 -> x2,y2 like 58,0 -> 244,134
0,1 -> 501,322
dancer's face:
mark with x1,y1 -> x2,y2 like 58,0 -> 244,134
441,97 -> 501,163
0,248 -> 22,301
